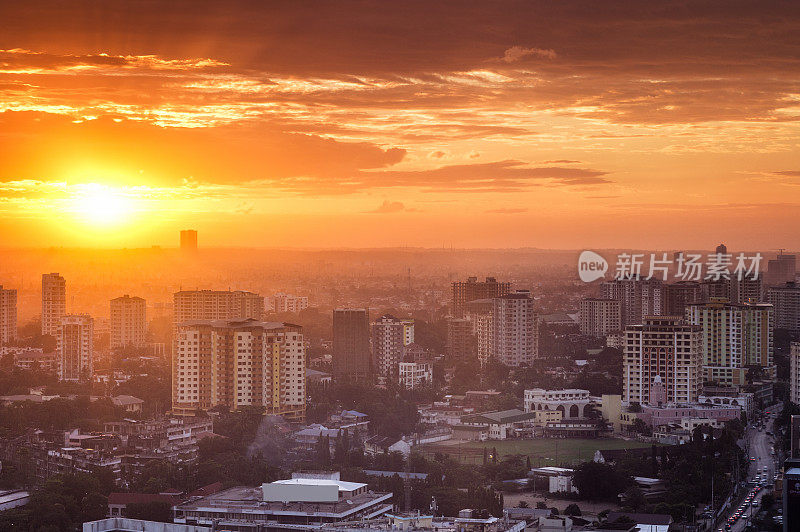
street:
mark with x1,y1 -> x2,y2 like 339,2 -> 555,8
718,405 -> 780,532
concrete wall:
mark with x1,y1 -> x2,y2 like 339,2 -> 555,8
262,482 -> 339,503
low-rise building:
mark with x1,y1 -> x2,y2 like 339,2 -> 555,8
398,361 -> 432,389
524,389 -> 592,419
173,472 -> 393,528
460,409 -> 537,440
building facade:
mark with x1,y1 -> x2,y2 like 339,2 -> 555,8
491,291 -> 537,366
452,276 -> 510,317
623,316 -> 702,404
446,317 -> 475,361
0,285 -> 17,345
110,295 -> 146,350
180,229 -> 198,251
371,315 -> 411,379
601,277 -> 665,327
524,389 -> 591,419
792,342 -> 800,406
58,314 -> 94,382
42,273 -> 66,337
397,362 -> 432,389
767,282 -> 800,335
173,290 -> 264,325
686,299 -> 774,386
579,298 -> 622,337
172,318 -> 305,420
332,309 -> 371,383
271,293 -> 309,314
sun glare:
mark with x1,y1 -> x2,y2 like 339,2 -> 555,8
71,184 -> 136,226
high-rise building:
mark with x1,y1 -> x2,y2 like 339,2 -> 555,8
791,342 -> 800,406
172,319 -> 305,420
332,309 -> 371,382
451,276 -> 510,317
110,295 -> 147,349
180,229 -> 198,252
57,314 -> 93,382
765,253 -> 796,286
446,317 -> 475,361
730,274 -> 763,304
579,298 -> 622,337
491,290 -> 537,367
601,277 -> 665,327
173,290 -> 264,324
0,285 -> 17,345
686,299 -> 774,386
767,282 -> 800,334
371,315 -> 412,378
42,273 -> 66,337
271,293 -> 309,314
665,281 -> 702,316
623,316 -> 702,405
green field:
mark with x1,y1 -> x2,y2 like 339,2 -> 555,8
419,438 -> 656,466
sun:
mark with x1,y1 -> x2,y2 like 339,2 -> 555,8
71,184 -> 136,226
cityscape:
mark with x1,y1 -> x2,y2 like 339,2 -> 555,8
1,3 -> 800,532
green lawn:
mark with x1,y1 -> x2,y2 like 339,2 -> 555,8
420,438 -> 656,466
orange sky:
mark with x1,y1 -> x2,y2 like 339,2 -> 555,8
1,1 -> 799,249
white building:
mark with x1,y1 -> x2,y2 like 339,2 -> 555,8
58,314 -> 94,382
172,318 -> 305,421
0,285 -> 17,345
398,362 -> 432,389
524,388 -> 592,419
623,316 -> 702,405
42,272 -> 66,337
579,298 -> 621,337
110,295 -> 146,349
271,293 -> 309,314
491,291 -> 537,366
686,299 -> 774,386
371,315 -> 412,378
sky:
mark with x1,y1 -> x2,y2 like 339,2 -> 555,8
1,1 -> 799,249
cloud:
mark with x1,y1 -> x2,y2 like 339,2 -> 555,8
354,160 -> 611,193
502,46 -> 557,62
485,207 -> 528,214
365,200 -> 408,213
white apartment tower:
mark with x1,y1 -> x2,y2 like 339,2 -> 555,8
491,291 -> 537,366
0,285 -> 17,345
623,316 -> 702,405
579,298 -> 622,337
371,315 -> 413,378
685,299 -> 774,386
58,314 -> 94,382
42,273 -> 66,337
172,319 -> 305,421
173,290 -> 264,324
110,295 -> 147,349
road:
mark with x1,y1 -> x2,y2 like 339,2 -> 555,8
719,405 -> 780,532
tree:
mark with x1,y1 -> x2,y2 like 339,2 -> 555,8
536,501 -> 548,509
563,503 -> 582,516
517,500 -> 529,508
126,501 -> 173,522
573,461 -> 633,502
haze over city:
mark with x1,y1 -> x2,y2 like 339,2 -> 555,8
1,3 -> 800,532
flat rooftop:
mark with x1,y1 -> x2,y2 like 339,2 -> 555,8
175,486 -> 391,517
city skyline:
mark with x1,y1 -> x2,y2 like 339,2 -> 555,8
1,2 -> 800,249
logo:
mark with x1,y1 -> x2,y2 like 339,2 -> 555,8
578,250 -> 608,282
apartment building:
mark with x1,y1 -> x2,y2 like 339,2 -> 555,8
579,298 -> 621,337
58,314 -> 94,382
172,318 -> 305,421
491,291 -> 537,367
623,316 -> 702,405
110,295 -> 146,349
42,273 -> 66,337
0,285 -> 17,345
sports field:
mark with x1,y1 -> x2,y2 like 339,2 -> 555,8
419,438 -> 655,466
